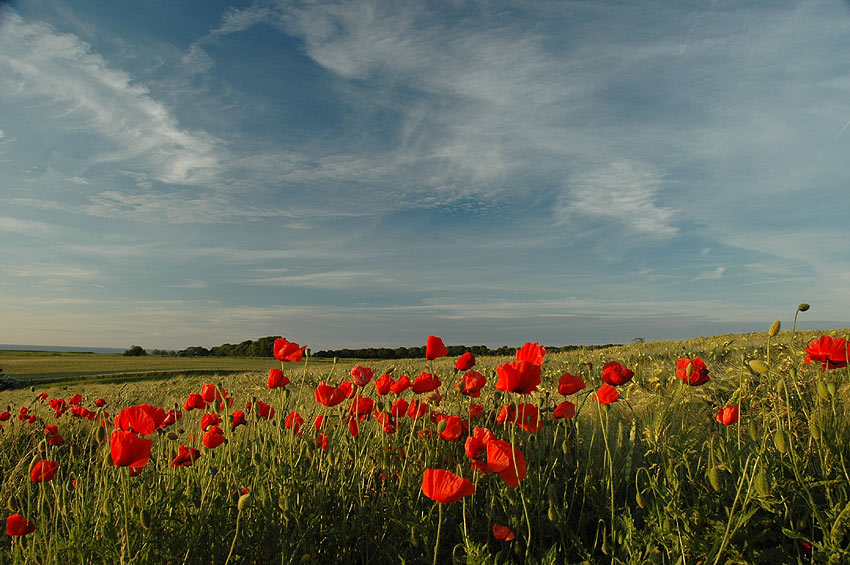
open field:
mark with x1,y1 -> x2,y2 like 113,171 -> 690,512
1,323 -> 849,563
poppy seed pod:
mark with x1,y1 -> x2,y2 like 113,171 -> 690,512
768,320 -> 781,336
748,360 -> 769,375
798,303 -> 810,312
237,493 -> 251,511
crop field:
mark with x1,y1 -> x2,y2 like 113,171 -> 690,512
1,313 -> 849,563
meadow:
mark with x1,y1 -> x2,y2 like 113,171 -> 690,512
1,307 -> 848,563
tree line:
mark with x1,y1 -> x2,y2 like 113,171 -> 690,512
127,338 -> 620,359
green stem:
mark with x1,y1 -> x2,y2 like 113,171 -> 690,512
432,503 -> 442,565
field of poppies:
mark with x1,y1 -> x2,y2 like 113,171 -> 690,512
1,303 -> 849,563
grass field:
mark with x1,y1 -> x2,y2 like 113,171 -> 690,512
1,320 -> 849,563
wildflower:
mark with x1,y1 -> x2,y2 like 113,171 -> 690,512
558,372 -> 585,395
6,514 -> 36,537
455,352 -> 476,371
171,443 -> 202,468
273,338 -> 306,362
110,431 -> 153,469
390,375 -> 412,395
254,401 -> 275,419
486,440 -> 527,488
201,413 -> 222,431
516,342 -> 545,366
230,410 -> 247,429
114,404 -> 166,436
676,357 -> 710,386
315,382 -> 346,407
268,368 -> 290,389
337,381 -> 356,399
317,433 -> 329,451
421,469 -> 474,503
426,335 -> 449,360
30,460 -> 59,482
495,361 -> 541,395
184,393 -> 206,411
553,401 -> 576,420
348,397 -> 374,418
493,524 -> 516,541
284,412 -> 304,434
373,373 -> 394,396
351,365 -> 374,387
202,425 -> 227,449
439,415 -> 466,442
0,410 -> 10,422
67,393 -> 82,405
601,362 -> 634,386
464,427 -> 494,460
407,399 -> 429,420
459,371 -> 486,397
412,371 -> 441,394
596,384 -> 619,404
804,335 -> 849,371
95,398 -> 106,407
716,405 -> 739,426
468,403 -> 484,419
200,384 -> 217,403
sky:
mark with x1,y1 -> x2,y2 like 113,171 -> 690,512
1,0 -> 849,351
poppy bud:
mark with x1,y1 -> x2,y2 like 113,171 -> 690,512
817,382 -> 830,401
748,360 -> 769,375
768,320 -> 781,337
562,440 -> 569,455
635,490 -> 646,508
797,303 -> 810,312
708,467 -> 722,492
166,432 -> 179,441
547,484 -> 559,506
299,555 -> 311,564
755,470 -> 770,497
6,495 -> 19,512
278,496 -> 287,512
810,420 -> 821,440
409,527 -> 418,547
140,508 -> 151,530
436,420 -> 447,434
775,379 -> 784,394
827,383 -> 837,397
547,504 -> 559,522
685,362 -> 694,377
237,493 -> 250,512
789,368 -> 797,381
96,426 -> 107,443
773,429 -> 787,454
748,420 -> 758,443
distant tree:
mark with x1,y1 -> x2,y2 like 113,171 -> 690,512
632,337 -> 646,344
123,345 -> 147,357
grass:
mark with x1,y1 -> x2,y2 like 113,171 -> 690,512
1,319 -> 849,563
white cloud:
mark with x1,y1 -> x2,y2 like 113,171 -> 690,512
692,267 -> 725,281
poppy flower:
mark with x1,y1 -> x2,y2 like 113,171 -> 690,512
6,514 -> 36,537
44,425 -> 59,436
439,415 -> 466,442
426,336 -> 448,360
486,440 -> 527,488
36,392 -> 48,402
230,410 -> 247,429
455,352 -> 476,371
110,431 -> 153,469
317,433 -> 329,451
273,338 -> 306,362
95,398 -> 106,407
716,405 -> 739,426
390,375 -> 412,395
495,361 -> 541,395
553,401 -> 576,420
464,427 -> 494,460
315,382 -> 347,407
71,405 -> 96,420
676,357 -> 710,386
469,403 -> 484,419
493,524 -> 516,541
601,362 -> 634,386
254,401 -> 275,420
459,371 -> 486,397
337,380 -> 356,399
67,393 -> 82,405
349,397 -> 375,418
804,335 -> 849,371
18,407 -> 29,420
314,415 -> 325,430
200,384 -> 217,403
268,368 -> 290,389
184,393 -> 206,411
558,373 -> 585,395
407,399 -> 429,420
412,372 -> 441,394
348,418 -> 360,437
0,411 -> 10,422
202,425 -> 227,449
351,366 -> 374,387
284,412 -> 304,433
596,384 -> 619,404
421,469 -> 474,504
171,443 -> 202,467
201,413 -> 222,431
114,404 -> 166,436
374,373 -> 394,396
30,460 -> 59,482
516,342 -> 545,366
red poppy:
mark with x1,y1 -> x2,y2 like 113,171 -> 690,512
268,368 -> 290,389
317,433 -> 329,451
314,415 -> 325,430
495,361 -> 541,395
426,335 -> 448,361
390,375 -> 412,395
315,382 -> 347,407
348,397 -> 374,418
200,413 -> 221,431
493,524 -> 516,541
351,365 -> 374,387
71,405 -> 96,420
202,425 -> 227,449
558,373 -> 585,395
469,403 -> 484,419
459,371 -> 486,398
18,406 -> 29,420
553,401 -> 576,420
421,469 -> 474,504
95,398 -> 106,407
200,383 -> 217,403
171,443 -> 202,467
184,393 -> 206,411
716,405 -> 739,426
391,398 -> 409,418
596,384 -> 619,404
407,399 -> 429,420
676,357 -> 710,386
230,410 -> 247,429
36,392 -> 48,402
254,401 -> 275,419
412,371 -> 441,394
516,342 -> 545,366
348,418 -> 360,437
114,404 -> 166,436
455,352 -> 476,371
374,373 -> 394,396
44,425 -> 59,436
601,362 -> 634,386
804,335 -> 849,371
486,440 -> 527,488
6,514 -> 36,537
274,338 -> 306,362
337,380 -> 356,399
67,393 -> 82,405
110,431 -> 153,469
285,412 -> 304,433
30,460 -> 59,482
439,415 -> 466,442
464,427 -> 494,459
0,410 -> 10,422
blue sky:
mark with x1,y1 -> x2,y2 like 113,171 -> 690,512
1,0 -> 849,350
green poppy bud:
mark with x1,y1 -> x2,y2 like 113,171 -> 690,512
774,429 -> 787,454
797,303 -> 810,312
237,493 -> 251,512
827,383 -> 837,397
748,360 -> 769,375
755,471 -> 770,497
817,382 -> 830,401
635,490 -> 646,508
140,508 -> 152,530
708,467 -> 722,492
810,420 -> 821,440
768,320 -> 781,336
